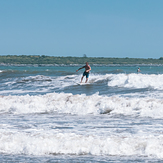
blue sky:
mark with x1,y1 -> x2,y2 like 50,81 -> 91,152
0,0 -> 163,58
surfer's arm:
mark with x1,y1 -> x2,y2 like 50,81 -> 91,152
76,66 -> 85,72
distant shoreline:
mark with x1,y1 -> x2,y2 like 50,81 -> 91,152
0,55 -> 163,65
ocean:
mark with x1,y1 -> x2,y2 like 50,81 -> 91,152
0,64 -> 163,162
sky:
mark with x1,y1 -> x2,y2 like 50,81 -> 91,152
0,0 -> 163,58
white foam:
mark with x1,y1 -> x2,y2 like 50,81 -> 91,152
108,73 -> 163,90
17,73 -> 112,90
55,73 -> 112,87
0,73 -> 107,94
18,74 -> 81,89
0,74 -> 80,94
0,130 -> 163,158
88,74 -> 112,83
1,92 -> 163,118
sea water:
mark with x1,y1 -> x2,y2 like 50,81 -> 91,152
0,64 -> 163,162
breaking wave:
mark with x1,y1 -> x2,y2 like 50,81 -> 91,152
108,73 -> 163,90
1,92 -> 163,118
0,130 -> 163,158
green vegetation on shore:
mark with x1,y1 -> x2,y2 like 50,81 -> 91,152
0,55 -> 163,65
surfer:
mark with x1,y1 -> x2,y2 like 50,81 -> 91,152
76,62 -> 91,83
137,67 -> 141,73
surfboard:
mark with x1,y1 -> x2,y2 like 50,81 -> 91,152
77,82 -> 90,85
74,82 -> 90,85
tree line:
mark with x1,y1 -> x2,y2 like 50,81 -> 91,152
0,55 -> 163,65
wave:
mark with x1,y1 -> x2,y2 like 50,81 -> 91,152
19,74 -> 111,84
28,73 -> 163,90
3,72 -> 163,90
0,69 -> 16,73
108,73 -> 163,90
0,130 -> 163,158
1,73 -> 110,92
20,75 -> 52,82
1,92 -> 163,118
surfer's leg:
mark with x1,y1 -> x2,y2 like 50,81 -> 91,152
85,78 -> 88,83
81,72 -> 86,83
85,73 -> 89,83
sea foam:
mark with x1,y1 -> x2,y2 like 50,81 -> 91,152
108,73 -> 163,90
0,130 -> 163,158
0,92 -> 163,118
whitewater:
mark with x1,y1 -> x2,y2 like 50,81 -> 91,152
0,64 -> 163,162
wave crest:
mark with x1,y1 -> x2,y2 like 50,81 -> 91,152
108,73 -> 163,90
0,130 -> 163,158
1,93 -> 163,118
